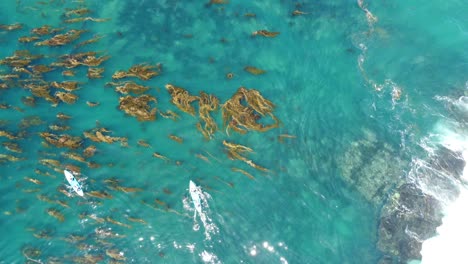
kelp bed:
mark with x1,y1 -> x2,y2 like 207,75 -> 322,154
0,1 -> 292,262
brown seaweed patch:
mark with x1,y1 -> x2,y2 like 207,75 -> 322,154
165,84 -> 199,116
55,91 -> 78,104
56,113 -> 71,120
87,67 -> 104,79
112,63 -> 161,81
31,25 -> 63,35
62,70 -> 75,77
51,81 -> 80,92
0,153 -> 23,162
19,115 -> 45,129
30,64 -> 55,75
21,96 -> 36,107
39,132 -> 82,149
25,82 -> 58,106
52,52 -> 109,68
35,29 -> 87,47
0,50 -> 43,67
118,95 -> 157,121
48,124 -> 71,131
222,87 -> 279,135
0,130 -> 18,139
18,36 -> 40,43
83,145 -> 97,157
2,142 -> 22,153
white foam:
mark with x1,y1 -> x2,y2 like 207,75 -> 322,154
420,185 -> 468,264
183,185 -> 219,241
420,103 -> 468,263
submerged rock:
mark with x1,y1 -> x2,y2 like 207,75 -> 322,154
338,133 -> 406,205
428,146 -> 465,180
377,146 -> 464,263
339,134 -> 464,263
377,184 -> 443,263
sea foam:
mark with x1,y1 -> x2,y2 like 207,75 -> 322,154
419,96 -> 468,264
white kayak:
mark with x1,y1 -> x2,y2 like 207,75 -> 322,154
64,170 -> 84,196
189,180 -> 203,218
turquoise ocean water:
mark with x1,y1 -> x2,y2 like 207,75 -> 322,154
0,1 -> 467,263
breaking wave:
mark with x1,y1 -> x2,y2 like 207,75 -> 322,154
418,92 -> 468,264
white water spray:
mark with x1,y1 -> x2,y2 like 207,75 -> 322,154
419,95 -> 468,264
184,181 -> 219,241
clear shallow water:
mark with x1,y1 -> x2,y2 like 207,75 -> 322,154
0,1 -> 467,263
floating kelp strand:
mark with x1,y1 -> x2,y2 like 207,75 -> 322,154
251,29 -> 280,37
278,133 -> 296,143
107,81 -> 149,94
158,109 -> 180,120
83,127 -> 127,144
64,8 -> 92,17
112,63 -> 161,81
106,216 -> 132,229
244,66 -> 266,75
64,17 -> 110,24
31,25 -> 63,35
152,152 -> 170,161
35,29 -> 87,47
24,177 -> 43,185
2,142 -> 23,153
52,52 -> 108,68
223,140 -> 269,172
46,208 -> 64,222
0,23 -> 23,31
292,10 -> 309,16
0,130 -> 18,139
50,81 -> 80,92
168,134 -> 183,143
197,91 -> 219,139
137,140 -> 151,147
18,36 -> 40,43
75,34 -> 104,49
39,132 -> 83,149
231,167 -> 255,180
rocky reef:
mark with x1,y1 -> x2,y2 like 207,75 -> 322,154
377,147 -> 465,263
338,130 -> 405,206
377,183 -> 443,263
338,130 -> 465,263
